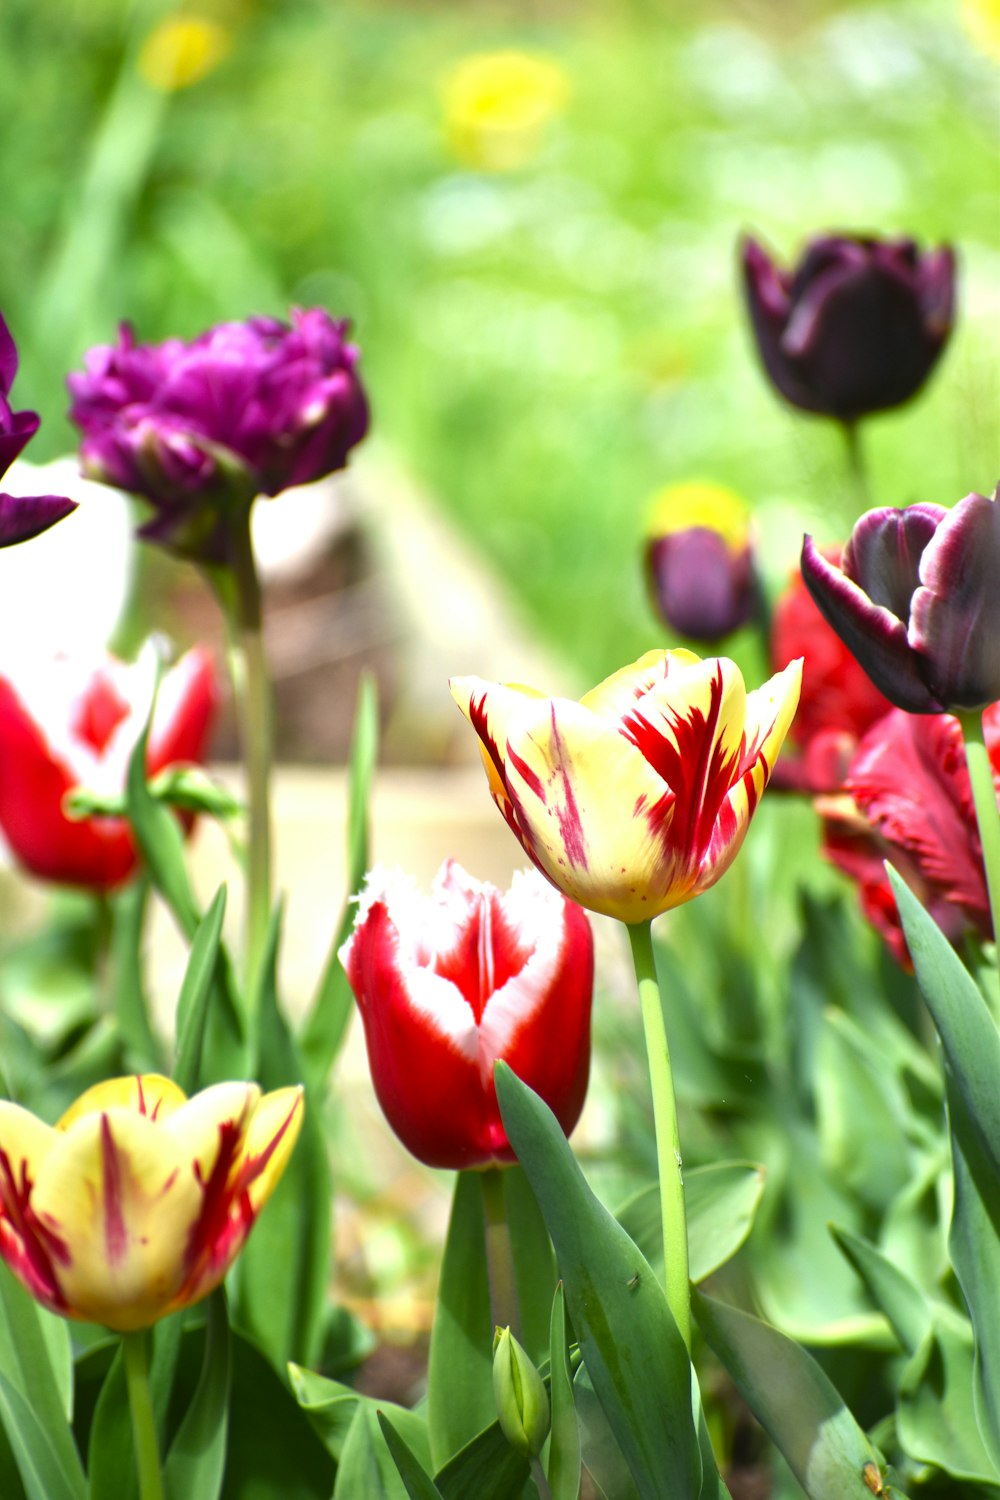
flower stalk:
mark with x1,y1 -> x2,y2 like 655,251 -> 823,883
122,1328 -> 165,1500
628,919 -> 691,1351
481,1167 -> 521,1341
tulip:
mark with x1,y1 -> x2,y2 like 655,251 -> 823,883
645,481 -> 760,643
741,233 -> 955,421
801,488 -> 1000,715
339,861 -> 593,1170
0,645 -> 216,889
68,310 -> 369,563
0,1073 -> 303,1330
770,548 -> 893,792
0,312 -> 76,546
450,650 -> 801,923
819,704 -> 999,966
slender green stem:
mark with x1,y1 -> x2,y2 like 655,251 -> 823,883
122,1329 -> 165,1500
481,1167 -> 521,1341
958,710 -> 1000,1010
226,507 -> 273,996
627,919 -> 691,1351
841,420 -> 871,515
530,1455 -> 554,1500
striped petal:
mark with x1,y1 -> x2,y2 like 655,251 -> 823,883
0,1104 -> 67,1313
29,1107 -> 204,1331
57,1074 -> 187,1131
579,648 -> 701,720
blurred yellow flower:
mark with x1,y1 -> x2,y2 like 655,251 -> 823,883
442,50 -> 569,171
962,0 -> 1000,57
138,15 -> 231,92
645,481 -> 750,548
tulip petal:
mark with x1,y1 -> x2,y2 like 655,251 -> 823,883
0,492 -> 77,547
801,534 -> 940,712
844,505 -> 946,619
0,1104 -> 68,1312
57,1074 -> 187,1131
579,648 -> 701,721
909,489 -> 1000,710
239,1086 -> 304,1214
449,677 -> 546,843
30,1109 -> 203,1330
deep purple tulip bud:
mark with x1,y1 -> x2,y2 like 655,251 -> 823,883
645,481 -> 759,642
742,233 -> 956,422
801,486 -> 1000,714
0,314 -> 76,546
68,310 -> 369,564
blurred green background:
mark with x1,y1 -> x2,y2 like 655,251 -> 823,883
2,0 -> 998,685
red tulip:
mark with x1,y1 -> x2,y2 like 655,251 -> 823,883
770,549 -> 893,792
339,860 -> 594,1170
0,646 -> 216,889
819,704 -> 1000,966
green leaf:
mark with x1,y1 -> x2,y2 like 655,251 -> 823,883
86,1350 -> 137,1500
0,1372 -> 86,1500
110,878 -> 163,1073
234,906 -> 329,1369
0,1263 -> 85,1500
334,1403 -> 409,1500
617,1162 -> 765,1284
433,1421 -> 531,1500
300,670 -> 377,1086
221,1332 -> 333,1499
887,867 -> 1000,1176
504,1164 -> 557,1365
288,1365 -> 429,1470
172,886 -> 228,1095
125,715 -> 201,941
814,1008 -> 914,1212
495,1063 -> 699,1500
164,1290 -> 231,1500
829,1225 -> 930,1356
426,1171 -> 494,1469
378,1414 -> 446,1500
949,1077 -> 1000,1473
693,1289 -> 891,1500
547,1284 -> 581,1500
897,1314 -> 1000,1484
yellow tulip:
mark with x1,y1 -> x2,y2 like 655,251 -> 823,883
0,1074 -> 302,1331
451,649 -> 801,923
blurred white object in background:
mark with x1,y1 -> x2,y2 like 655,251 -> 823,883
0,456 -> 133,666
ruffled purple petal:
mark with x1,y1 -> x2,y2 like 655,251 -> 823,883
909,488 -> 1000,709
0,315 -> 18,397
0,411 -> 41,477
801,533 -> 941,713
0,492 -> 78,547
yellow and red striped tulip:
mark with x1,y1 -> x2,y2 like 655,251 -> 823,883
451,649 -> 801,923
0,1074 -> 302,1331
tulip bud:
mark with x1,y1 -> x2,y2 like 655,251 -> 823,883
645,481 -> 759,642
492,1326 -> 550,1458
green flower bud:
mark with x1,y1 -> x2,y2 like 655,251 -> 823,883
492,1326 -> 550,1458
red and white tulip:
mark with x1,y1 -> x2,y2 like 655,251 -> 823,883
0,1074 -> 303,1330
339,860 -> 593,1170
451,649 -> 801,923
0,645 -> 216,889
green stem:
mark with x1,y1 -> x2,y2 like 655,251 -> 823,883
481,1167 -> 521,1341
530,1454 -> 554,1500
958,710 -> 1000,1009
226,507 -> 273,997
841,420 -> 871,515
627,919 -> 691,1351
122,1329 -> 165,1500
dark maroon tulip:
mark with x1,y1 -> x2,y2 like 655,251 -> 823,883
801,487 -> 1000,714
742,233 -> 955,421
68,310 -> 369,563
0,314 -> 76,546
647,528 -> 758,642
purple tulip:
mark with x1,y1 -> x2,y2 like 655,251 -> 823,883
0,314 -> 76,547
801,487 -> 1000,714
68,310 -> 369,562
647,528 -> 758,642
742,233 -> 955,422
